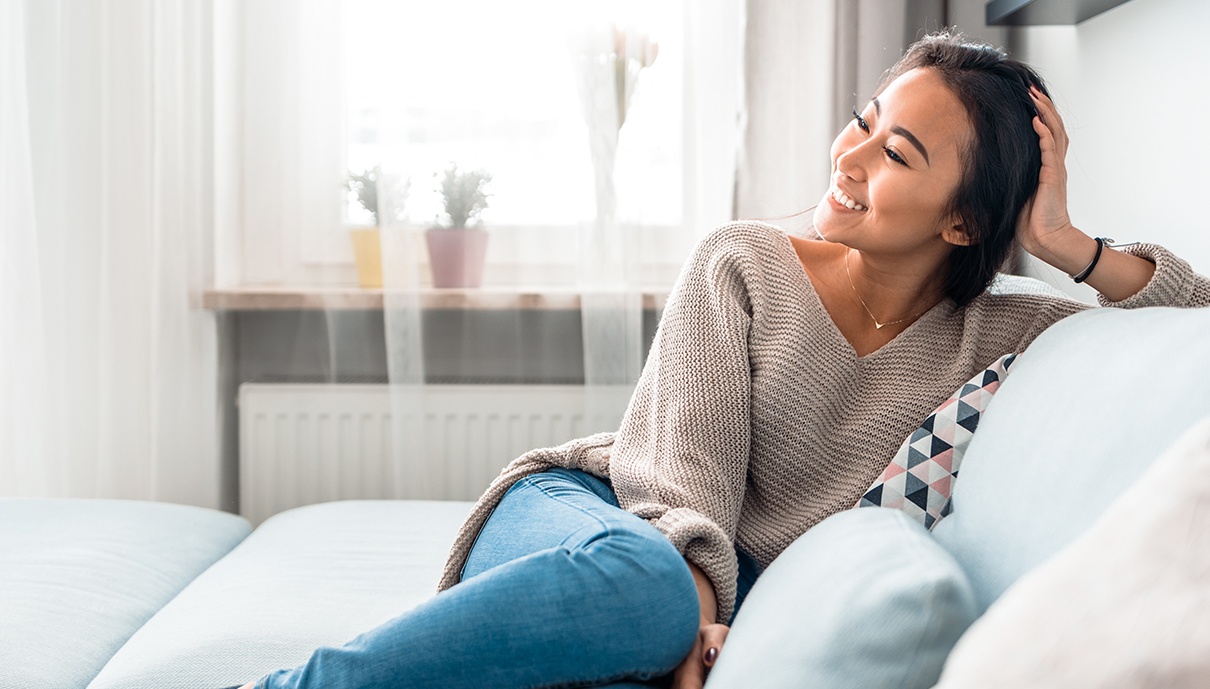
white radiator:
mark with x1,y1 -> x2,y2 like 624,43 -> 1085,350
238,384 -> 632,525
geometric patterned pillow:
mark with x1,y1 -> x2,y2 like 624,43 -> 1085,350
856,353 -> 1018,530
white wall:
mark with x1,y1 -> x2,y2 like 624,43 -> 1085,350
1008,0 -> 1210,301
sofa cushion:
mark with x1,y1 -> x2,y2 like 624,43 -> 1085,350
86,499 -> 474,689
930,306 -> 1210,613
705,507 -> 977,689
934,415 -> 1210,688
0,498 -> 250,689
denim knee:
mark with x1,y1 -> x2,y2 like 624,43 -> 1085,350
573,524 -> 701,670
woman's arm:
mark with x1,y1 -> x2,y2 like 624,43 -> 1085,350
607,223 -> 761,684
609,223 -> 760,626
1026,227 -> 1156,303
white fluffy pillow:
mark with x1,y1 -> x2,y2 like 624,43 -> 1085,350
934,415 -> 1210,688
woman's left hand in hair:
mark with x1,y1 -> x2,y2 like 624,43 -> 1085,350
1015,85 -> 1083,265
1016,86 -> 1157,298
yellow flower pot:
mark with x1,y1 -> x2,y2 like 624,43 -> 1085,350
349,228 -> 383,288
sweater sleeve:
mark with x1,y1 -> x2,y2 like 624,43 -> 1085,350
986,243 -> 1210,355
1095,243 -> 1210,309
608,224 -> 758,625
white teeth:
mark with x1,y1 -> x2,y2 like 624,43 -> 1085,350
831,187 -> 867,211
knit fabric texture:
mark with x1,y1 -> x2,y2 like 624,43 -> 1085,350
437,221 -> 1210,624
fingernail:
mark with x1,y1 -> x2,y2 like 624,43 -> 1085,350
705,647 -> 719,665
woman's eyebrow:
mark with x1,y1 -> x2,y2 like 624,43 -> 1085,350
891,126 -> 930,165
871,97 -> 931,166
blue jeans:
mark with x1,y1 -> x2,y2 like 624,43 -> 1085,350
256,467 -> 763,689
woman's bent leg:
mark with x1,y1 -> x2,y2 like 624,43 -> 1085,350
257,468 -> 701,689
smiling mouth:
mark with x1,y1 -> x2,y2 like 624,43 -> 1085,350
830,187 -> 868,212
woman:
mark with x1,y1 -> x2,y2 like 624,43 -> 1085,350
232,31 -> 1210,689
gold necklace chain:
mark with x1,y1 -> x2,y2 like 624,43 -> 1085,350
844,251 -> 928,330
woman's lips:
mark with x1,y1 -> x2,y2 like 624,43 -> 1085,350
826,187 -> 868,213
829,186 -> 868,211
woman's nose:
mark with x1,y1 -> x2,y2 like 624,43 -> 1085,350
835,148 -> 864,182
834,138 -> 872,182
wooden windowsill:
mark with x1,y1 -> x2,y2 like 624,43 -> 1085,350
202,285 -> 672,311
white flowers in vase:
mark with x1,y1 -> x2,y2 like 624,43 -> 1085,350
611,23 -> 659,132
569,20 -> 661,221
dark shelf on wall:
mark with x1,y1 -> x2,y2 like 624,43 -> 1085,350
986,0 -> 1133,25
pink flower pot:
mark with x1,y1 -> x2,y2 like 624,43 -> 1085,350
425,227 -> 489,288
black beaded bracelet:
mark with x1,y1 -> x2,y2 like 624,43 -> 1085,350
1071,237 -> 1106,283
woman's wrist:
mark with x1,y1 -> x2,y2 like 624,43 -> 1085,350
1027,225 -> 1157,301
685,559 -> 717,623
1026,224 -> 1098,276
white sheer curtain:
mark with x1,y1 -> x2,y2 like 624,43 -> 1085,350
0,0 -> 48,495
577,0 -> 742,424
236,0 -> 345,286
0,0 -> 219,506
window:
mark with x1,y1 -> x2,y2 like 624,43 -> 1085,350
343,0 -> 683,230
231,0 -> 738,288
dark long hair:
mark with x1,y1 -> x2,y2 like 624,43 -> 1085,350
877,31 -> 1049,306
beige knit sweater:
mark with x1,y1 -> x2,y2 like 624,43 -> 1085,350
437,221 -> 1210,623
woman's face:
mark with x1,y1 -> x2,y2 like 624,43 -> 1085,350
813,67 -> 974,256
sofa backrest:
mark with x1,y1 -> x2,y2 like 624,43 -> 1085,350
930,306 -> 1210,613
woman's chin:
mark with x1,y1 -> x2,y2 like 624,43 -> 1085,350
812,210 -> 844,242
811,206 -> 831,240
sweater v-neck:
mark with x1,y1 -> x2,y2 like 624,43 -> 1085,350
775,231 -> 953,362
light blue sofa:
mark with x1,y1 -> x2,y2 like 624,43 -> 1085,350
1,499 -> 475,689
709,305 -> 1210,688
4,304 -> 1208,689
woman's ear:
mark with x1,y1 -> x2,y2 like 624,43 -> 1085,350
941,221 -> 975,247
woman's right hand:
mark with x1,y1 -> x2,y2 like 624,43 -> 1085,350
673,558 -> 726,687
671,621 -> 730,689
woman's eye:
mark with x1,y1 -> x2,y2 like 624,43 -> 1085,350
851,106 -> 869,133
852,105 -> 907,166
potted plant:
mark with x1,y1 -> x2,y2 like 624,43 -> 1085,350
346,166 -> 409,288
426,162 -> 493,288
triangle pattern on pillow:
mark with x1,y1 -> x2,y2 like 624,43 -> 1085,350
856,352 -> 1017,530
